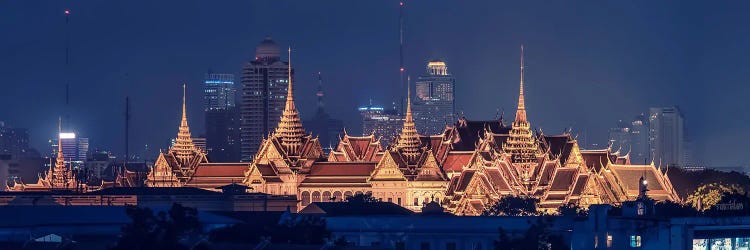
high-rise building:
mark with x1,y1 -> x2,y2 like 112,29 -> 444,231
0,122 -> 43,183
192,137 -> 207,153
203,73 -> 236,110
608,120 -> 631,152
240,37 -> 291,161
51,133 -> 89,168
649,106 -> 685,167
303,73 -> 344,151
203,73 -> 239,162
412,60 -> 455,135
630,114 -> 649,165
359,103 -> 404,148
0,122 -> 31,159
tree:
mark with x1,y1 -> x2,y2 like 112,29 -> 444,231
686,183 -> 744,211
110,203 -> 202,250
557,203 -> 588,217
271,214 -> 330,244
494,218 -> 568,250
483,196 -> 539,216
654,200 -> 697,217
345,193 -> 378,203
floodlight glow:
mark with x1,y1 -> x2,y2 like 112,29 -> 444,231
59,133 -> 76,139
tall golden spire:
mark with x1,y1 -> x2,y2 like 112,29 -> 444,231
173,84 -> 197,163
50,117 -> 72,188
504,45 -> 538,164
396,76 -> 421,163
515,45 -> 527,123
274,47 -> 305,155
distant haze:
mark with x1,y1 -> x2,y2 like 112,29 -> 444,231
1,1 -> 749,166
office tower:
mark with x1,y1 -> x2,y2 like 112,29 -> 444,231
51,132 -> 88,165
303,73 -> 344,150
412,60 -> 455,135
608,120 -> 631,151
203,73 -> 240,162
240,37 -> 291,161
85,150 -> 112,179
0,122 -> 43,183
191,137 -> 207,153
607,114 -> 651,165
630,114 -> 649,164
203,73 -> 236,110
0,122 -> 30,159
649,107 -> 685,167
359,102 -> 404,148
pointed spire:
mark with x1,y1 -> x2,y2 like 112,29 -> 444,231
515,45 -> 527,123
57,117 -> 63,160
274,47 -> 305,155
396,76 -> 421,163
173,84 -> 197,163
182,83 -> 187,125
50,117 -> 73,188
503,45 -> 538,165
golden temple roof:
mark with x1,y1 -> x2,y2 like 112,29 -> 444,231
273,47 -> 305,155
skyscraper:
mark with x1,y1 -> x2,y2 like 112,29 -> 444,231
630,114 -> 649,164
0,122 -> 30,159
608,120 -> 631,152
303,73 -> 344,151
359,102 -> 404,148
240,37 -> 291,161
203,73 -> 239,162
649,106 -> 685,167
50,132 -> 89,168
412,60 -> 455,135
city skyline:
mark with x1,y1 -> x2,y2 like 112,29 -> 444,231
2,1 -> 750,166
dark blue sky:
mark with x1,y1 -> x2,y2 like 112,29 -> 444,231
1,1 -> 749,166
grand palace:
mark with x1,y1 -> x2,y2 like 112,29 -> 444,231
7,48 -> 680,215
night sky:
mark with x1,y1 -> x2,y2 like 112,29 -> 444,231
2,1 -> 749,167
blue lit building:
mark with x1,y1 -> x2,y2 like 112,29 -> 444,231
203,73 -> 240,162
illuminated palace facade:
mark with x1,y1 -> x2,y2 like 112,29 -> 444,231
9,48 -> 680,215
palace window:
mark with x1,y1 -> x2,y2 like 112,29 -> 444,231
630,235 -> 641,247
414,198 -> 419,206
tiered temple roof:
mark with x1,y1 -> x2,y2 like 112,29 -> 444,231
443,47 -> 680,215
8,118 -> 79,192
327,132 -> 383,162
243,48 -> 325,194
145,85 -> 208,188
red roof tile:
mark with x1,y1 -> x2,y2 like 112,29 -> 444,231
549,168 -> 577,191
443,152 -> 473,172
308,162 -> 375,176
193,164 -> 247,177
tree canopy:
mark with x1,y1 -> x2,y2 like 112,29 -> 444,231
110,203 -> 202,250
483,196 -> 540,216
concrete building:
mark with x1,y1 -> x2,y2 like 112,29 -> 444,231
649,106 -> 685,167
359,103 -> 403,148
240,37 -> 292,162
413,60 -> 456,135
204,73 -> 240,162
50,133 -> 89,168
